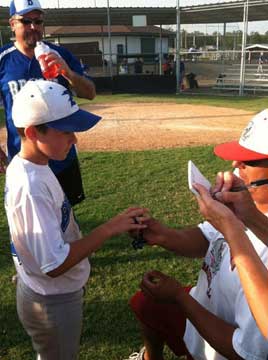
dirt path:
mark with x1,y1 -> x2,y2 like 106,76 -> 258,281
0,103 -> 253,151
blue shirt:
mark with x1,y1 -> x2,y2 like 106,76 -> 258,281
0,41 -> 86,174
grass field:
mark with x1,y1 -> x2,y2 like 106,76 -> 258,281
0,94 -> 259,359
78,92 -> 268,112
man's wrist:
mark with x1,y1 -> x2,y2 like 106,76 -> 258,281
64,69 -> 76,85
175,287 -> 190,305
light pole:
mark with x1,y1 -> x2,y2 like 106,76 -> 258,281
239,0 -> 249,96
176,0 -> 181,94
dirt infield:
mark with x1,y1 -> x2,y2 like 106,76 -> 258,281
0,103 -> 254,151
76,103 -> 253,151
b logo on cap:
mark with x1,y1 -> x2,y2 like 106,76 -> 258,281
28,0 -> 34,5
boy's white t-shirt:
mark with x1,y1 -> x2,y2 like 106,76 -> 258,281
183,221 -> 268,360
5,155 -> 90,295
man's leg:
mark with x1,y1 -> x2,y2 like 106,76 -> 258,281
140,322 -> 164,360
130,289 -> 193,360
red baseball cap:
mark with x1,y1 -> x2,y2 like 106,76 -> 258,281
214,109 -> 268,161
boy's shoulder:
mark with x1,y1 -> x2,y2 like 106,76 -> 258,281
6,156 -> 63,202
7,156 -> 50,186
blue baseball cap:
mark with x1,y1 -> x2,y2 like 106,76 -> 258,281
12,80 -> 101,132
10,0 -> 44,17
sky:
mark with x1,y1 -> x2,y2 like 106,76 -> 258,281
1,0 -> 267,34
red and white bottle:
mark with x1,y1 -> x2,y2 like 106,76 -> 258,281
34,41 -> 60,79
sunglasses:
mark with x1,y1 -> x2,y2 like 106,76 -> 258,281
243,159 -> 268,167
16,18 -> 44,26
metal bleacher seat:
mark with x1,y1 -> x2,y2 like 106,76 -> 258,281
214,64 -> 268,93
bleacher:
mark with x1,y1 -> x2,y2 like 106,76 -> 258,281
214,63 -> 268,93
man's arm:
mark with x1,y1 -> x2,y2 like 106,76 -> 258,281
141,271 -> 243,360
46,52 -> 96,99
142,218 -> 208,258
195,183 -> 268,338
63,69 -> 96,100
176,286 -> 243,359
224,224 -> 268,339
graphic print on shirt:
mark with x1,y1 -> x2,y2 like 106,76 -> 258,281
201,238 -> 226,298
61,196 -> 71,232
8,77 -> 57,99
8,79 -> 28,98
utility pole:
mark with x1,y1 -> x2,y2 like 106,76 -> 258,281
239,0 -> 249,96
107,0 -> 113,78
176,0 -> 181,95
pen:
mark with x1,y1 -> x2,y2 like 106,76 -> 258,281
230,178 -> 268,192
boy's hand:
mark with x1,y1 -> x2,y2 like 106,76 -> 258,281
140,270 -> 182,304
104,207 -> 148,238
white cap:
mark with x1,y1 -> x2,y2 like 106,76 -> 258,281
10,0 -> 44,16
12,80 -> 101,132
214,109 -> 268,161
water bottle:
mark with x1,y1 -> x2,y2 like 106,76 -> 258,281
34,41 -> 60,79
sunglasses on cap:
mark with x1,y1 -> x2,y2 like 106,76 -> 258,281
16,18 -> 44,26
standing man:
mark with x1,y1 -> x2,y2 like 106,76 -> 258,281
257,52 -> 265,76
0,0 -> 96,205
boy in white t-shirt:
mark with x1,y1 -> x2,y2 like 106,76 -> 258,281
5,79 -> 146,360
125,110 -> 268,360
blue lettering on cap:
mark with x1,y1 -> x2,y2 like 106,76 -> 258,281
28,0 -> 34,5
62,90 -> 76,107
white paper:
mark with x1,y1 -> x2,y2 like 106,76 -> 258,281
188,160 -> 211,196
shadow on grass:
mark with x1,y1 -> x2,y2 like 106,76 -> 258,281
0,286 -> 33,359
80,298 -> 144,360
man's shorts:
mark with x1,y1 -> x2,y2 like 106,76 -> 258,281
130,288 -> 193,359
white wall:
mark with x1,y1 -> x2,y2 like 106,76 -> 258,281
57,35 -> 169,64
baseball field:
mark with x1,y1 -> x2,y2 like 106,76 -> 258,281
0,94 -> 266,359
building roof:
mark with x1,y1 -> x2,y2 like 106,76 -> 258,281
45,25 -> 175,37
1,1 -> 268,26
246,44 -> 268,50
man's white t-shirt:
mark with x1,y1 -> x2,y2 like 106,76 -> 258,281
183,221 -> 268,360
5,155 -> 90,295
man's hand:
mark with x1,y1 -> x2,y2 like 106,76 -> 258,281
141,218 -> 171,246
45,52 -> 96,99
194,183 -> 245,237
209,171 -> 258,225
45,52 -> 69,78
140,270 -> 183,304
212,170 -> 244,193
